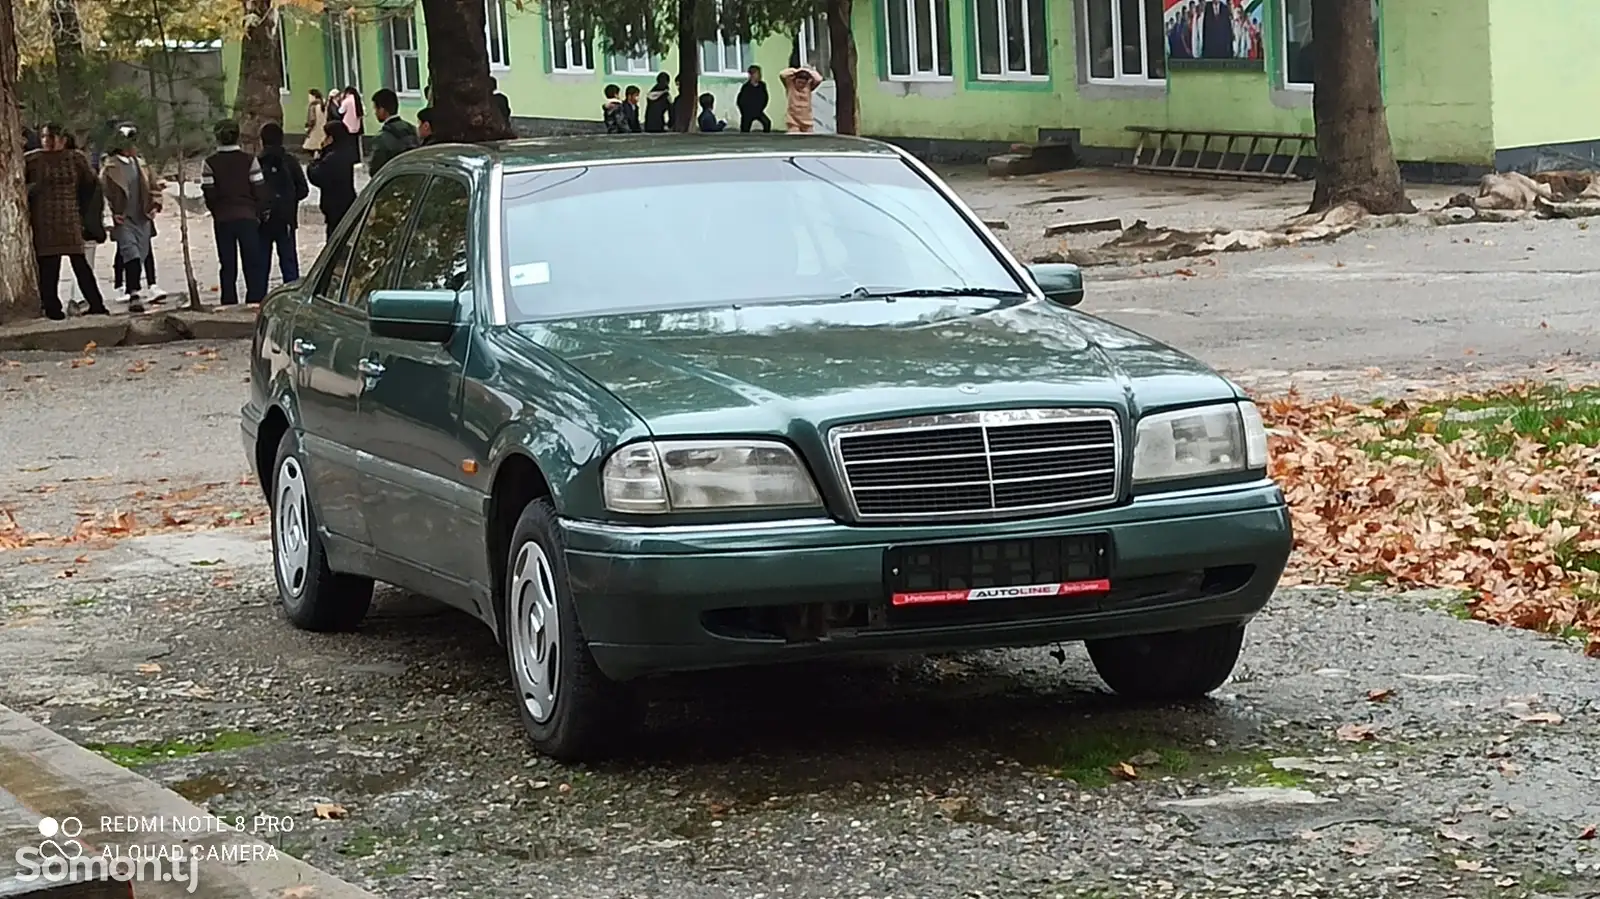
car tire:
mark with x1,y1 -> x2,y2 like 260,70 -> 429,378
269,430 -> 373,632
504,498 -> 639,762
1086,623 -> 1245,701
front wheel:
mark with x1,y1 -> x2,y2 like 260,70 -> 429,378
1086,624 -> 1245,700
504,498 -> 639,762
270,430 -> 373,632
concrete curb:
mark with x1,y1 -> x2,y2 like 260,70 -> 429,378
0,308 -> 257,353
0,706 -> 378,898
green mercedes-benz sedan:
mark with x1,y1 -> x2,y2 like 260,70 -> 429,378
241,134 -> 1291,761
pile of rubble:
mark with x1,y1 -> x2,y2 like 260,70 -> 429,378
1436,170 -> 1600,222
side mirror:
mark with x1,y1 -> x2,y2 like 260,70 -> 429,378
369,289 -> 459,342
1028,263 -> 1085,308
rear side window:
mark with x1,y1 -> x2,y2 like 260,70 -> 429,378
341,173 -> 427,309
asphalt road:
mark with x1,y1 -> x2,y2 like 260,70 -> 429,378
2,203 -> 1599,899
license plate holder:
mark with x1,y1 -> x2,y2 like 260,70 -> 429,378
884,533 -> 1112,607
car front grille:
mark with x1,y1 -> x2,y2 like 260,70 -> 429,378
829,409 -> 1122,522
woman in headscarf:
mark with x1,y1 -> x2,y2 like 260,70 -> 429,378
99,123 -> 162,312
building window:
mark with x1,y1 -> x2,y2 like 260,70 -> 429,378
1279,0 -> 1378,91
884,0 -> 952,80
275,10 -> 290,92
974,0 -> 1046,79
485,0 -> 511,69
1083,0 -> 1163,83
547,1 -> 593,72
700,2 -> 751,76
388,14 -> 422,94
330,12 -> 361,91
795,15 -> 830,77
607,22 -> 655,74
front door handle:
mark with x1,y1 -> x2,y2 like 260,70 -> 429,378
291,338 -> 316,360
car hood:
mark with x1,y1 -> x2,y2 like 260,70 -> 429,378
513,297 -> 1240,434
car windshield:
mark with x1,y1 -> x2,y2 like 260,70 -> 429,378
498,154 -> 1023,321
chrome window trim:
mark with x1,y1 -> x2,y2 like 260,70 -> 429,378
826,407 -> 1123,523
487,158 -> 508,325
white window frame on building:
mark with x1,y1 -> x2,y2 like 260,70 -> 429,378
547,1 -> 594,72
795,15 -> 830,77
388,13 -> 423,95
883,0 -> 952,81
606,21 -> 656,74
974,0 -> 1047,80
275,9 -> 291,92
330,12 -> 362,92
485,0 -> 512,69
1082,0 -> 1164,85
1280,0 -> 1378,92
700,1 -> 752,76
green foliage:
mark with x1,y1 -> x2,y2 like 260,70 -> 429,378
558,0 -> 822,56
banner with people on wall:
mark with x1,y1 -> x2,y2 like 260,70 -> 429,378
1164,0 -> 1265,67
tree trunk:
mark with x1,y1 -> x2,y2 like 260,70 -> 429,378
233,0 -> 285,155
419,0 -> 515,142
825,0 -> 857,135
1307,0 -> 1411,215
49,0 -> 87,136
672,0 -> 698,133
0,0 -> 39,324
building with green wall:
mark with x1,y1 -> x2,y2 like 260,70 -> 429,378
229,0 -> 1600,178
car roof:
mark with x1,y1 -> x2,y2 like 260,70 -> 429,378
402,133 -> 904,171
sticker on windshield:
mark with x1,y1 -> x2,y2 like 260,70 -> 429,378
509,262 -> 551,286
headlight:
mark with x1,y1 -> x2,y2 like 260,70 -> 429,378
1132,401 -> 1269,484
601,440 -> 823,514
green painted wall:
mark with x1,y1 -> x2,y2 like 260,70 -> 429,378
854,0 -> 1494,165
1487,0 -> 1600,151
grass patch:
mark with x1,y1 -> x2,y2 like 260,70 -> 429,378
1049,732 -> 1194,787
86,730 -> 272,768
337,829 -> 380,858
1361,385 -> 1600,459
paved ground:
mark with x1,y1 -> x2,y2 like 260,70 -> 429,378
3,172 -> 1599,898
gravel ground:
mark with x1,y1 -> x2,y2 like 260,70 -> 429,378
3,182 -> 1599,898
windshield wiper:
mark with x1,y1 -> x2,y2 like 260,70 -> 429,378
841,286 -> 1029,300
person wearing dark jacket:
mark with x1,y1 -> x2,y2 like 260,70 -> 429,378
257,122 -> 310,284
368,88 -> 419,174
697,93 -> 726,133
623,86 -> 642,133
416,107 -> 436,145
308,120 -> 359,234
491,77 -> 512,126
602,84 -> 627,134
737,65 -> 771,132
201,119 -> 272,305
25,124 -> 109,319
643,72 -> 673,133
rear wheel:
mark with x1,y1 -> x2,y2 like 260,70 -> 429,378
504,498 -> 639,762
1086,624 -> 1245,700
270,430 -> 373,632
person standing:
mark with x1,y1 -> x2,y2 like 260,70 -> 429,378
20,102 -> 40,153
303,88 -> 328,153
308,120 -> 359,233
490,77 -> 512,125
63,132 -> 108,315
416,107 -> 436,145
100,124 -> 161,313
24,124 -> 109,319
257,122 -> 309,284
338,86 -> 364,151
643,72 -> 673,133
367,88 -> 419,174
200,119 -> 271,306
602,84 -> 627,134
622,86 -> 642,133
737,65 -> 771,133
778,66 -> 823,133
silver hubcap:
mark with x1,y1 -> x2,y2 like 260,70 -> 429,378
511,542 -> 561,723
274,456 -> 310,597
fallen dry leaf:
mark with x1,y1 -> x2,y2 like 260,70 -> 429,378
135,663 -> 161,674
275,887 -> 317,899
1366,688 -> 1394,702
1108,761 -> 1138,780
1578,824 -> 1596,840
1454,859 -> 1483,872
311,802 -> 347,820
1513,711 -> 1564,725
1437,827 -> 1475,843
1336,723 -> 1378,743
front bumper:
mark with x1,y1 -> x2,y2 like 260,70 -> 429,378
562,480 -> 1292,681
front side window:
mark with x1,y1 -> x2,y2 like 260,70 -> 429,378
1084,0 -> 1164,83
499,156 -> 1021,321
884,0 -> 952,80
700,1 -> 751,75
389,13 -> 422,94
397,178 -> 473,293
342,174 -> 426,309
547,1 -> 594,72
975,0 -> 1047,79
485,0 -> 511,68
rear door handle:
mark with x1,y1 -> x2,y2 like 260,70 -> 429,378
291,338 -> 316,359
